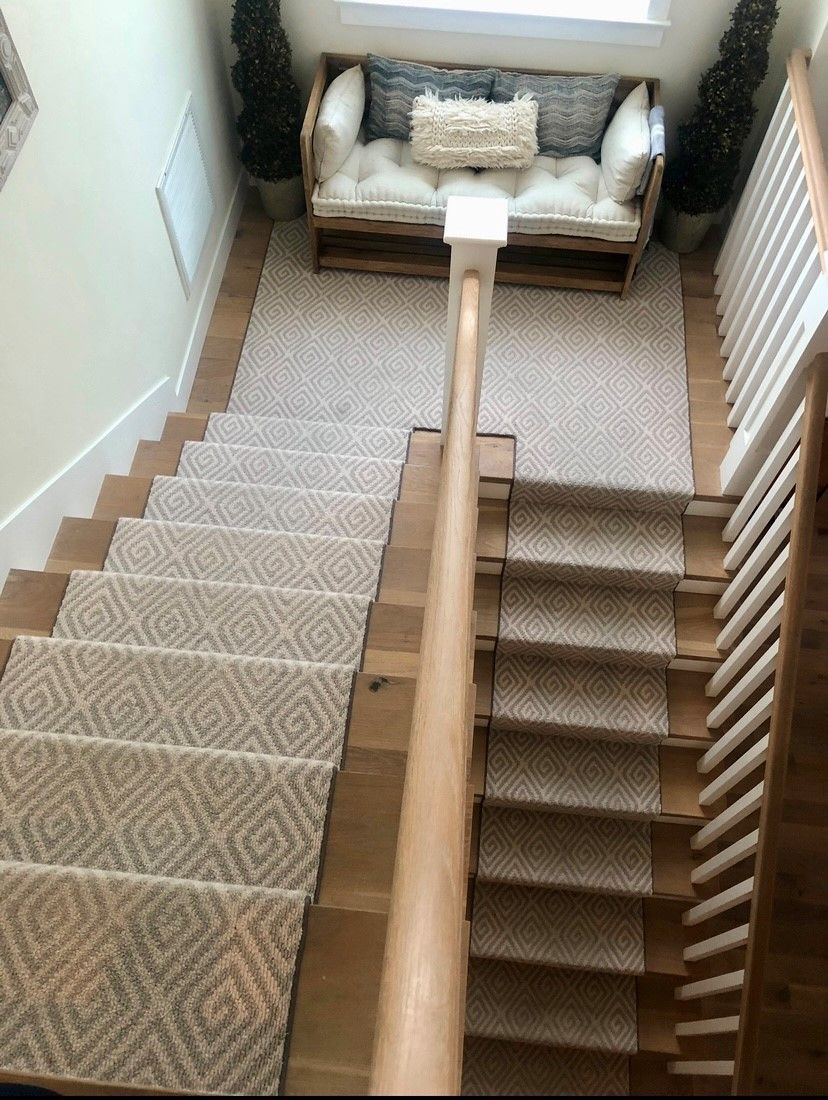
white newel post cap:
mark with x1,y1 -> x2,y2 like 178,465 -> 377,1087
443,196 -> 509,247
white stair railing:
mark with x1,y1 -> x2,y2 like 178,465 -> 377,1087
670,355 -> 827,1082
716,50 -> 828,496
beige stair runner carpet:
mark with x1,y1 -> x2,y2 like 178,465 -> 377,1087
222,220 -> 693,1093
0,218 -> 693,1095
0,411 -> 411,1093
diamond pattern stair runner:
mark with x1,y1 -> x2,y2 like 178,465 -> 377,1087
178,440 -> 404,497
462,1036 -> 629,1096
218,222 -> 692,1095
0,861 -> 306,1095
0,220 -> 695,1095
105,517 -> 385,596
0,636 -> 354,764
0,412 -> 407,1093
146,476 -> 395,540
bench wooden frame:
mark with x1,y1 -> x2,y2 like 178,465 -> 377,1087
299,53 -> 664,297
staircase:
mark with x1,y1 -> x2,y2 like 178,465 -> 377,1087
462,478 -> 727,1093
0,411 -> 416,1094
0,186 -> 793,1095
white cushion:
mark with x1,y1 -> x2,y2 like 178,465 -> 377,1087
600,81 -> 651,203
313,65 -> 365,183
410,92 -> 538,170
313,137 -> 640,243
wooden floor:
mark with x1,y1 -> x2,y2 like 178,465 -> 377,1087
680,232 -> 735,505
0,195 -> 740,1097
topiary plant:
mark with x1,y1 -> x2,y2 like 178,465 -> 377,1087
231,0 -> 302,183
664,0 -> 779,215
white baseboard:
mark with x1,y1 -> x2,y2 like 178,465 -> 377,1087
0,170 -> 248,590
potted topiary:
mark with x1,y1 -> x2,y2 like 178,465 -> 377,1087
661,0 -> 779,253
231,0 -> 305,220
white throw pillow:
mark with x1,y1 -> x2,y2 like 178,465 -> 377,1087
410,92 -> 539,170
600,81 -> 651,203
313,65 -> 366,183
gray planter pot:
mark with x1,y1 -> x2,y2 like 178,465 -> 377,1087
256,175 -> 305,221
659,204 -> 717,254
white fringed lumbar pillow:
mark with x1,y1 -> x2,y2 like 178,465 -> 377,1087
410,91 -> 539,170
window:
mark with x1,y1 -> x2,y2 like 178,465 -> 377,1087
336,0 -> 672,47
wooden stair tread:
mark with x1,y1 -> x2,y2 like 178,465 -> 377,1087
682,515 -> 728,582
45,518 -> 115,574
391,498 -> 508,561
0,569 -> 68,641
651,822 -> 701,902
467,807 -> 701,904
160,412 -> 209,444
659,746 -> 716,822
317,771 -> 402,913
283,904 -> 385,1096
407,429 -> 515,483
93,475 -> 152,521
643,898 -> 691,979
380,555 -> 500,638
674,592 -> 723,662
667,669 -> 714,744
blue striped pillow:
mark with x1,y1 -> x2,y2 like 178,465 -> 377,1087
366,55 -> 496,142
492,71 -> 619,160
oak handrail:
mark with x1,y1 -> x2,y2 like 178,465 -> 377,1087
732,354 -> 828,1093
788,49 -> 828,271
369,270 -> 481,1096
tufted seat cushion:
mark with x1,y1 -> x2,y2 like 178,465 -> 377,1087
313,136 -> 640,242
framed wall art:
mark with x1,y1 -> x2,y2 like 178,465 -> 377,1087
0,8 -> 38,192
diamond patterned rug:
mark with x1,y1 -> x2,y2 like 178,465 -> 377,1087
223,222 -> 693,1089
0,217 -> 695,1093
0,401 -> 411,1089
0,860 -> 306,1094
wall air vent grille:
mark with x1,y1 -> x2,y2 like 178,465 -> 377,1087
156,95 -> 215,297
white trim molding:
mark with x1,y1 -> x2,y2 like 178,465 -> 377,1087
336,0 -> 672,47
0,170 -> 247,589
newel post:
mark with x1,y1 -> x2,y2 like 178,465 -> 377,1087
442,196 -> 508,435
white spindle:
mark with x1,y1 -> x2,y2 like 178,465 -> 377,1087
716,546 -> 788,650
675,970 -> 745,999
706,641 -> 777,728
715,497 -> 793,619
727,250 -> 821,427
719,148 -> 803,342
716,96 -> 794,305
683,880 -> 754,926
700,691 -> 773,773
716,89 -> 792,284
723,401 -> 804,542
675,1017 -> 740,1037
684,923 -> 750,962
724,451 -> 798,571
722,184 -> 809,367
724,199 -> 812,387
699,736 -> 769,804
691,830 -> 759,883
706,592 -> 783,698
692,783 -> 763,851
668,1060 -> 735,1076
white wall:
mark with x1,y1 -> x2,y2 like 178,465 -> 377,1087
278,0 -> 827,166
0,0 -> 242,581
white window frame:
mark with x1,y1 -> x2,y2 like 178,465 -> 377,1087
335,0 -> 672,48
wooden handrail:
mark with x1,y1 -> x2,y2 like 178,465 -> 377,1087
732,353 -> 828,1093
788,49 -> 828,271
369,270 -> 481,1096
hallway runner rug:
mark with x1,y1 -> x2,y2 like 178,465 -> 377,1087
228,220 -> 695,1095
